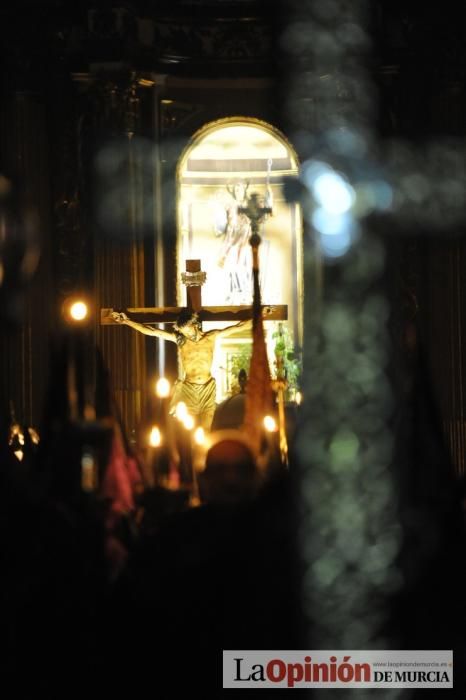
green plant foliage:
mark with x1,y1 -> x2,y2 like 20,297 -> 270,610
227,324 -> 302,401
272,323 -> 302,399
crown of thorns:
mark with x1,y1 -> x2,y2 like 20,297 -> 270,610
174,310 -> 200,329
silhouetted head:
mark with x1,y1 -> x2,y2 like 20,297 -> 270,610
200,436 -> 258,505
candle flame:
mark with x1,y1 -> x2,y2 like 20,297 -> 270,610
263,415 -> 277,432
155,377 -> 171,398
193,426 -> 206,445
183,414 -> 195,430
70,301 -> 88,321
149,426 -> 162,447
175,401 -> 188,421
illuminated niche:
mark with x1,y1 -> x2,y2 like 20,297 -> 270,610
177,117 -> 303,401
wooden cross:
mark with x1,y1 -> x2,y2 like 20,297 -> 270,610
101,259 -> 287,326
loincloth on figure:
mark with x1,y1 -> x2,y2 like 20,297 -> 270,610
169,376 -> 216,417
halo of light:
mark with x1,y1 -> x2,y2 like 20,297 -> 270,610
149,426 -> 162,447
155,377 -> 171,398
175,402 -> 188,421
319,229 -> 353,258
313,171 -> 355,214
62,297 -> 91,324
183,414 -> 195,430
70,301 -> 88,321
301,159 -> 330,190
194,427 -> 206,445
312,208 -> 353,236
263,415 -> 277,432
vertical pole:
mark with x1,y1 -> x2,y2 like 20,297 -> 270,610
153,79 -> 167,376
185,259 -> 203,313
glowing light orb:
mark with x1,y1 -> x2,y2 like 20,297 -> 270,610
149,426 -> 162,447
175,402 -> 188,421
194,427 -> 206,445
69,301 -> 88,321
155,377 -> 171,398
263,415 -> 277,432
183,414 -> 195,430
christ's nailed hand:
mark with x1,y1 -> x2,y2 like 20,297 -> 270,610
111,311 -> 128,324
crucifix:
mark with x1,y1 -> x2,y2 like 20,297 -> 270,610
101,258 -> 287,325
101,255 -> 287,431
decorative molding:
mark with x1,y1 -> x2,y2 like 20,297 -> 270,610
152,18 -> 272,65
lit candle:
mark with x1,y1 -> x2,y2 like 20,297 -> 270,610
193,426 -> 206,446
190,426 -> 207,506
175,401 -> 188,422
167,461 -> 180,490
154,377 -> 179,488
155,376 -> 171,429
182,414 -> 195,431
263,414 -> 277,433
262,414 -> 279,469
155,377 -> 170,399
147,424 -> 162,486
149,425 -> 162,447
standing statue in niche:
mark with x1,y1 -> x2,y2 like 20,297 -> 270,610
215,159 -> 273,304
216,179 -> 252,304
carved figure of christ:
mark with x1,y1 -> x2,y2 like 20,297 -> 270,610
101,259 -> 287,429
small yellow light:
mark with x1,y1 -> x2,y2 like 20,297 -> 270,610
193,426 -> 206,445
28,427 -> 40,445
175,401 -> 188,421
263,415 -> 277,432
8,423 -> 23,446
14,449 -> 24,461
149,426 -> 162,447
69,301 -> 88,321
295,390 -> 303,405
155,377 -> 171,398
183,414 -> 195,430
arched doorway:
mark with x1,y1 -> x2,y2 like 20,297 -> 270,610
177,117 -> 303,400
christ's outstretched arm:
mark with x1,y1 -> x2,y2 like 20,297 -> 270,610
211,318 -> 253,339
111,312 -> 176,343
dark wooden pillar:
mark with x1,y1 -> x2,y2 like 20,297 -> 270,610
0,90 -> 53,427
91,78 -> 153,438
